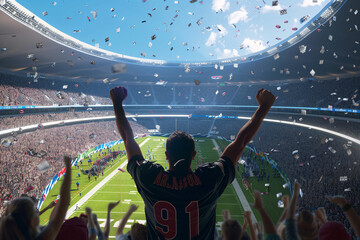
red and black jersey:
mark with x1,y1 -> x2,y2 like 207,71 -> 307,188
127,155 -> 235,240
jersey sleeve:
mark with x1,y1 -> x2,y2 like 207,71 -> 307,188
127,155 -> 164,186
195,156 -> 235,197
127,154 -> 145,179
215,156 -> 236,195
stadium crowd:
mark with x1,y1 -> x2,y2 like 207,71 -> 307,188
129,78 -> 360,109
0,73 -> 358,109
0,85 -> 359,240
1,155 -> 359,240
0,120 -> 147,217
0,84 -> 111,107
252,123 -> 360,239
0,111 -> 114,130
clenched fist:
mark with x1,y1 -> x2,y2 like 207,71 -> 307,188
110,86 -> 128,104
256,88 -> 276,108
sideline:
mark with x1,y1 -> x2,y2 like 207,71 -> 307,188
65,138 -> 151,219
211,139 -> 257,223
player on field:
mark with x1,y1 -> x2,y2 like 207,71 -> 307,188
110,86 -> 275,240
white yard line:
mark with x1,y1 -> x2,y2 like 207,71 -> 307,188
65,138 -> 151,219
97,192 -> 135,194
103,184 -> 136,187
74,211 -> 145,214
88,200 -> 145,203
211,139 -> 257,223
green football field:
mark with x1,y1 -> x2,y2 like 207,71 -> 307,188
40,136 -> 289,238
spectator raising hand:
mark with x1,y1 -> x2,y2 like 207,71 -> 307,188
253,191 -> 263,210
92,214 -> 105,240
85,207 -> 97,240
39,201 -> 56,216
256,88 -> 276,108
285,180 -> 301,240
117,204 -> 139,236
252,191 -> 280,240
115,204 -> 146,240
222,209 -> 231,221
0,155 -> 72,240
244,211 -> 257,240
104,200 -> 120,240
276,195 -> 290,228
314,207 -> 327,226
326,195 -> 360,238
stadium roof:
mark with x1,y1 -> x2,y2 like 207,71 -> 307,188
0,0 -> 359,86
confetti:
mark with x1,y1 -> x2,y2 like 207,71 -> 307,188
320,45 -> 325,54
300,15 -> 310,23
37,161 -> 50,172
280,9 -> 287,15
90,9 -> 98,20
310,69 -> 315,76
299,45 -> 307,54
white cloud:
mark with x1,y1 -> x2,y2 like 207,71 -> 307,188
228,6 -> 248,24
205,25 -> 228,47
215,48 -> 239,59
262,4 -> 283,13
248,24 -> 260,34
206,32 -> 217,46
212,0 -> 230,12
299,0 -> 326,7
242,38 -> 266,53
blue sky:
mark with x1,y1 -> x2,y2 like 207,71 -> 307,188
18,0 -> 330,62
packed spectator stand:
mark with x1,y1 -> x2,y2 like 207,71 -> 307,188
0,121 -> 147,217
0,76 -> 359,239
0,73 -> 358,110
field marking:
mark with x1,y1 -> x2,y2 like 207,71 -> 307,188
65,138 -> 151,219
216,214 -> 242,217
40,156 -> 127,224
102,184 -> 136,187
74,211 -> 145,214
97,191 -> 137,194
211,139 -> 257,223
217,203 -> 243,206
88,200 -> 144,203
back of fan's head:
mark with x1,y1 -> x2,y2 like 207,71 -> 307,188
166,131 -> 195,172
130,223 -> 147,240
221,219 -> 242,240
0,197 -> 38,240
